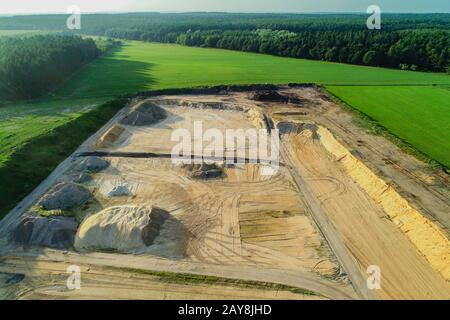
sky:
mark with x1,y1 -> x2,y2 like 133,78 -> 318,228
0,0 -> 449,15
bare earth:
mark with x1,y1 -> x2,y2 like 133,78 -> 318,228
0,86 -> 448,300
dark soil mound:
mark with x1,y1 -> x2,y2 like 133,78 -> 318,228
183,163 -> 224,179
12,214 -> 78,249
141,207 -> 171,246
39,182 -> 90,211
251,91 -> 289,102
251,91 -> 303,104
77,156 -> 110,172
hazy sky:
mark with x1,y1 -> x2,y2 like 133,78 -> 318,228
1,0 -> 449,14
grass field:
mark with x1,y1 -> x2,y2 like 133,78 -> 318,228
0,39 -> 449,216
0,29 -> 46,37
326,86 -> 450,168
0,97 -> 107,167
56,41 -> 450,100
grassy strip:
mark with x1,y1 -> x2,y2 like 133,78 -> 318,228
323,87 -> 449,173
111,266 -> 318,296
0,98 -> 128,219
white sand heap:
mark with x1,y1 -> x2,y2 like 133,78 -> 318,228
75,205 -> 170,252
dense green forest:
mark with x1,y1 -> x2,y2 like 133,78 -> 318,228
174,29 -> 449,71
1,13 -> 448,72
0,35 -> 100,101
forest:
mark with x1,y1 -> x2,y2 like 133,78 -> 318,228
0,35 -> 100,101
0,13 -> 447,72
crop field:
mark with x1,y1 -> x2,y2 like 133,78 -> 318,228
326,85 -> 450,168
57,41 -> 450,100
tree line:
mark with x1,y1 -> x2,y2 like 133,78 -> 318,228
0,35 -> 100,101
174,29 -> 449,72
0,13 -> 449,72
80,13 -> 449,72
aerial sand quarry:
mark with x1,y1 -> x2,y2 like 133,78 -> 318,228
0,86 -> 449,300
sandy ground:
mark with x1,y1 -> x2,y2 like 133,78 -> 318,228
0,256 -> 325,300
0,87 -> 448,300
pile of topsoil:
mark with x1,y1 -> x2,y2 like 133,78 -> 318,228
39,182 -> 91,211
12,214 -> 77,249
119,102 -> 167,126
251,91 -> 302,104
11,182 -> 92,249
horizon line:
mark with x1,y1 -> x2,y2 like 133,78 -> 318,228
1,10 -> 450,16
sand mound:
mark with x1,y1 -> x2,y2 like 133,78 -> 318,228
75,205 -> 170,252
277,121 -> 319,138
119,102 -> 167,126
39,182 -> 90,211
12,214 -> 77,249
316,125 -> 450,280
247,108 -> 266,129
96,125 -> 126,148
183,163 -> 224,179
77,156 -> 110,172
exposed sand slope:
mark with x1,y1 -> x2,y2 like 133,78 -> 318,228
1,87 -> 449,300
317,125 -> 450,280
282,126 -> 449,299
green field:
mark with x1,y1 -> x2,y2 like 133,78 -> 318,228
0,29 -> 46,37
327,86 -> 450,167
56,41 -> 450,100
0,97 -> 106,167
1,39 -> 449,216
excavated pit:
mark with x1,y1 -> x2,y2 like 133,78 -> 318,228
3,87 -> 449,300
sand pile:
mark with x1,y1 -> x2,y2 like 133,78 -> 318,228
12,214 -> 77,249
119,102 -> 167,126
277,121 -> 319,138
39,182 -> 90,211
96,125 -> 126,148
247,109 -> 266,129
74,205 -> 170,252
316,124 -> 450,280
183,163 -> 224,179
